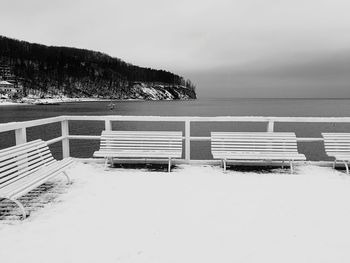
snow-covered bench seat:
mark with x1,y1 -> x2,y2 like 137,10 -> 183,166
93,130 -> 183,172
211,132 -> 306,173
0,139 -> 74,219
322,133 -> 350,174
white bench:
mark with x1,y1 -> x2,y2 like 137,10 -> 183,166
211,132 -> 306,173
0,139 -> 74,219
322,133 -> 350,174
93,131 -> 183,172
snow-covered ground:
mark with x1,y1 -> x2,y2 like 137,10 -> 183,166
0,100 -> 25,106
1,162 -> 350,263
0,97 -> 111,106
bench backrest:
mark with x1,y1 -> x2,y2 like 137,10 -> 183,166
211,132 -> 299,154
0,139 -> 55,189
99,130 -> 183,157
322,133 -> 350,155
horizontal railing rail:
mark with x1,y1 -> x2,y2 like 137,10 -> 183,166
1,115 -> 350,161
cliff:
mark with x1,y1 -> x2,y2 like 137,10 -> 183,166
0,35 -> 197,100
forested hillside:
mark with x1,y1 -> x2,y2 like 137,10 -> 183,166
0,36 -> 196,100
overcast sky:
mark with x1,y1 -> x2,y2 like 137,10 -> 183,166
1,0 -> 350,98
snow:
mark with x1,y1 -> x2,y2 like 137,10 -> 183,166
0,80 -> 12,85
0,100 -> 24,106
1,162 -> 350,263
0,97 -> 110,106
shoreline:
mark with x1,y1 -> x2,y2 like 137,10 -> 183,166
0,98 -> 138,106
0,97 -> 196,106
0,98 -> 108,106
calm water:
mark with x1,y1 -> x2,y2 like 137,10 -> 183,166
1,98 -> 350,161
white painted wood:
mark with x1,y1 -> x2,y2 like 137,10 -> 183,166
0,140 -> 43,158
46,136 -> 65,145
15,127 -> 27,145
94,130 -> 183,171
3,115 -> 350,165
322,133 -> 350,175
61,120 -> 70,158
185,120 -> 190,161
267,121 -> 274,132
211,132 -> 306,173
0,139 -> 75,218
63,115 -> 350,123
68,135 -> 101,140
105,119 -> 112,131
0,116 -> 65,133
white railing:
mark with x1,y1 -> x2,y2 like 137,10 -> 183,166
2,115 -> 350,161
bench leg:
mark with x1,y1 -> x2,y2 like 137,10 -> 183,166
168,158 -> 171,172
342,161 -> 349,175
281,161 -> 284,169
6,198 -> 27,219
62,171 -> 71,184
104,158 -> 109,170
333,160 -> 337,169
223,159 -> 227,172
289,160 -> 294,174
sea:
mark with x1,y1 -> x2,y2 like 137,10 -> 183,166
1,98 -> 350,161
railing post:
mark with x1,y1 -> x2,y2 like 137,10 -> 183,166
185,120 -> 191,161
105,119 -> 112,131
267,120 -> 274,132
61,120 -> 70,158
15,127 -> 27,145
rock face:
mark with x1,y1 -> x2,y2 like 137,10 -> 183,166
126,83 -> 196,100
0,35 -> 197,100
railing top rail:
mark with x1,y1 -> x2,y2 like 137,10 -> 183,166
2,115 -> 350,133
0,116 -> 66,133
63,115 -> 350,123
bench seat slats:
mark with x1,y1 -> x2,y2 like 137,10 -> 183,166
0,144 -> 53,174
212,148 -> 293,154
211,132 -> 296,135
0,157 -> 56,186
0,157 -> 54,184
100,138 -> 182,142
0,144 -> 48,163
212,145 -> 298,148
0,140 -> 43,156
100,144 -> 182,148
0,148 -> 54,179
211,140 -> 297,144
0,150 -> 52,173
322,133 -> 350,174
100,146 -> 182,150
0,159 -> 59,194
213,153 -> 305,159
322,150 -> 350,154
102,131 -> 181,134
327,155 -> 350,159
322,133 -> 350,169
94,151 -> 182,158
0,158 -> 71,195
100,140 -> 183,144
211,132 -> 306,173
94,131 -> 183,171
0,149 -> 51,171
0,140 -> 75,218
0,158 -> 74,199
7,159 -> 73,200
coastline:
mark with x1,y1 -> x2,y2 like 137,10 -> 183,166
0,97 -> 124,106
0,97 -> 196,106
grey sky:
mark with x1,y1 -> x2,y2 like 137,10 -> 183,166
1,0 -> 350,98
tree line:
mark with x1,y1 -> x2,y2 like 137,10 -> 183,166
0,35 -> 196,97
